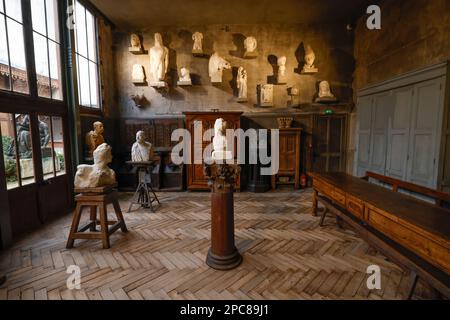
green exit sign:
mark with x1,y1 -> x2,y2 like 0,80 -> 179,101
324,109 -> 334,115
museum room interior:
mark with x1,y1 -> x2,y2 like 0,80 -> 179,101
0,0 -> 449,302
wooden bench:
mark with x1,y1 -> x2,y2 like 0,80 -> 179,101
362,171 -> 450,209
309,172 -> 450,299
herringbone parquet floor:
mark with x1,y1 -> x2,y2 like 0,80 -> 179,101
0,189 -> 434,300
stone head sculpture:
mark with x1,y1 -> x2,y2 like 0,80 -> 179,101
93,143 -> 112,167
130,34 -> 141,48
305,45 -> 316,68
154,33 -> 163,47
93,121 -> 104,135
136,130 -> 146,143
319,81 -> 332,97
244,37 -> 257,53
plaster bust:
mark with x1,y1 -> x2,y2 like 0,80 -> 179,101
277,56 -> 287,84
179,67 -> 191,82
85,121 -> 105,158
74,143 -> 116,189
192,32 -> 203,53
129,34 -> 142,53
302,45 -> 318,73
149,33 -> 169,83
244,36 -> 257,57
132,64 -> 145,83
131,130 -> 154,162
208,52 -> 231,83
236,66 -> 248,101
316,80 -> 338,103
212,118 -> 233,161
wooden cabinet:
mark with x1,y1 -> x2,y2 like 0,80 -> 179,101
185,112 -> 242,190
271,128 -> 302,189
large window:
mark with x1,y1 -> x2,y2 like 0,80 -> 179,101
0,0 -> 29,94
31,0 -> 62,100
74,0 -> 100,109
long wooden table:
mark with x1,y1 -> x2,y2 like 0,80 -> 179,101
309,172 -> 450,298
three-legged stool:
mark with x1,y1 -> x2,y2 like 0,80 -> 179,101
67,184 -> 128,249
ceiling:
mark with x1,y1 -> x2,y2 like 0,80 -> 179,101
90,0 -> 376,30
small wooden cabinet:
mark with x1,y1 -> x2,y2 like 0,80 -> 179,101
185,112 -> 242,190
272,128 -> 302,189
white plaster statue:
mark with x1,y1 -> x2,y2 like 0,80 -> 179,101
74,143 -> 116,189
129,33 -> 142,53
208,52 -> 231,83
259,84 -> 274,107
244,36 -> 258,58
302,45 -> 318,73
192,32 -> 203,54
277,56 -> 287,84
85,121 -> 105,158
315,80 -> 338,103
236,66 -> 248,102
177,67 -> 192,85
149,33 -> 169,86
131,130 -> 154,162
132,64 -> 145,83
212,118 -> 233,161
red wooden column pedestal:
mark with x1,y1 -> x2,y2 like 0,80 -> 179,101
204,163 -> 242,270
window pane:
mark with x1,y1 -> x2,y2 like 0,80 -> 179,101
51,116 -> 65,176
86,10 -> 96,62
1,113 -> 19,190
30,0 -> 46,35
7,18 -> 28,94
74,1 -> 87,57
4,0 -> 22,22
0,0 -> 4,13
77,55 -> 90,106
46,0 -> 59,43
89,61 -> 98,107
34,32 -> 50,98
0,15 -> 11,91
39,115 -> 54,179
48,40 -> 62,100
15,114 -> 35,186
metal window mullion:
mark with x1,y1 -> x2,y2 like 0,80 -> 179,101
3,13 -> 13,92
43,0 -> 53,99
22,0 -> 38,98
49,116 -> 56,178
83,7 -> 92,108
11,113 -> 22,187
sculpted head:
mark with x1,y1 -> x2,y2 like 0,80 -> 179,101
244,37 -> 257,52
130,34 -> 140,48
192,32 -> 203,41
93,143 -> 112,166
214,118 -> 227,136
319,81 -> 332,97
278,56 -> 287,67
180,67 -> 189,78
154,33 -> 163,47
93,121 -> 104,135
305,45 -> 316,67
136,130 -> 146,144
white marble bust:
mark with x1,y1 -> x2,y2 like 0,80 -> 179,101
129,33 -> 142,52
208,52 -> 231,83
132,64 -> 145,83
131,130 -> 154,162
316,80 -> 337,102
192,32 -> 203,54
302,45 -> 318,73
75,143 -> 116,189
212,118 -> 232,161
236,66 -> 248,101
277,56 -> 287,84
177,67 -> 192,85
149,33 -> 169,85
244,36 -> 257,57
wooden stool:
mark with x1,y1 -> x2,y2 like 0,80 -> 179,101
66,184 -> 128,249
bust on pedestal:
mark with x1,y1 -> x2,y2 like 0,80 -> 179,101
204,118 -> 242,270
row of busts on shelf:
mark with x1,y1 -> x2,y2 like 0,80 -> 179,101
75,119 -> 229,189
129,32 -> 321,90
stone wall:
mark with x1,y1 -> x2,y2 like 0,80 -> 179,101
113,23 -> 355,117
354,0 -> 450,91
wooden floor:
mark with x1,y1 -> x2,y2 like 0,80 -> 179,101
0,189 -> 434,300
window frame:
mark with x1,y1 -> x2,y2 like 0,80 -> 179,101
71,0 -> 102,115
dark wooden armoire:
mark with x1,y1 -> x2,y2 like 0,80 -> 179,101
184,111 -> 242,190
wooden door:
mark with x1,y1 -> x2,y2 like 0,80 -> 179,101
386,86 -> 413,180
406,78 -> 444,187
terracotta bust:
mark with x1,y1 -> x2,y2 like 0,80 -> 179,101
74,143 -> 116,188
85,121 -> 105,158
